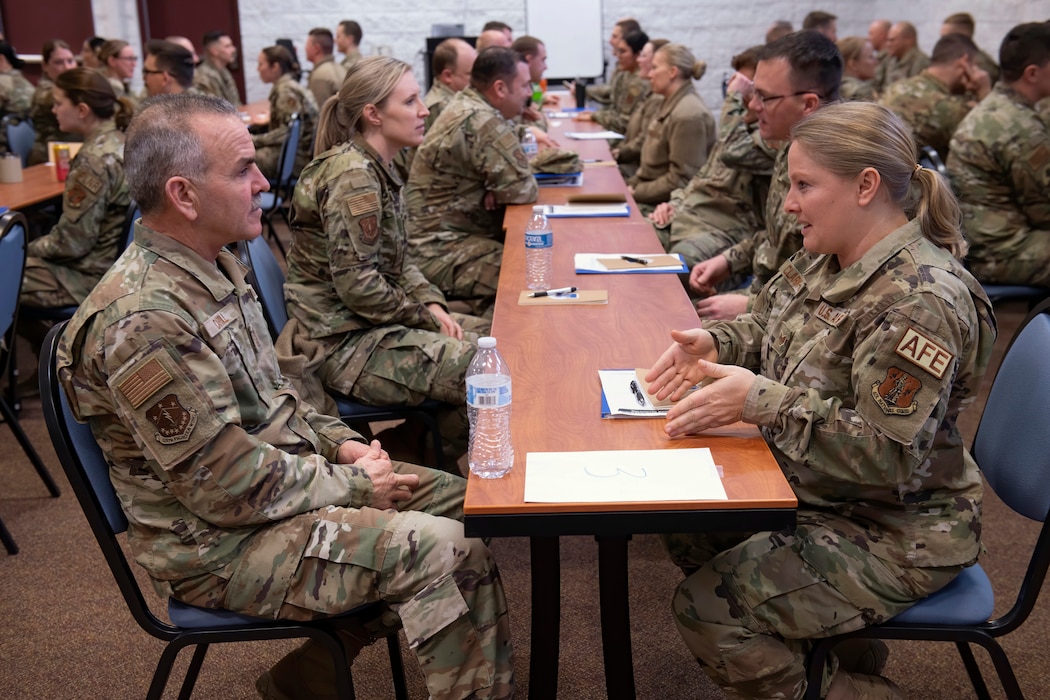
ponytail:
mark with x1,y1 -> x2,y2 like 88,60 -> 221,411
114,96 -> 135,131
912,167 -> 967,259
314,94 -> 347,156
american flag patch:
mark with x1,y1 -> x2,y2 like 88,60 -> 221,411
118,357 -> 173,408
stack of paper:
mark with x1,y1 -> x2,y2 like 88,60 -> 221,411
564,130 -> 624,140
575,253 -> 688,273
599,369 -> 684,418
535,172 -> 584,187
544,203 -> 630,218
517,290 -> 608,306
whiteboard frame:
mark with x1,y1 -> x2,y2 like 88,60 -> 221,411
525,0 -> 605,80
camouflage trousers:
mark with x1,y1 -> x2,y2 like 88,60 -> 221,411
20,258 -> 80,308
167,461 -> 514,700
967,227 -> 1050,287
665,512 -> 961,699
411,236 -> 503,316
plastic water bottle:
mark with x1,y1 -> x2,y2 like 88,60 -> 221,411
521,128 -> 538,160
525,205 -> 553,290
467,337 -> 514,479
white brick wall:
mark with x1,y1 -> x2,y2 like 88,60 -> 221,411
95,0 -> 1044,111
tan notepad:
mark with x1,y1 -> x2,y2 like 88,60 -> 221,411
566,192 -> 627,203
518,290 -> 609,306
597,254 -> 683,270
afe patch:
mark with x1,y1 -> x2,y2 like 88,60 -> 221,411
894,326 -> 954,379
117,357 -> 173,409
871,366 -> 922,415
146,393 -> 199,444
359,214 -> 379,245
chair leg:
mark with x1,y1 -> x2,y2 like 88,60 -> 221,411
386,633 -> 409,700
315,630 -> 355,700
148,641 -> 191,700
0,515 -> 19,554
265,215 -> 287,259
976,639 -> 1024,700
177,644 -> 211,700
804,638 -> 836,700
0,397 -> 61,497
414,410 -> 445,473
957,641 -> 994,700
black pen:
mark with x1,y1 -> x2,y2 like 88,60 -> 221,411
621,255 -> 650,265
528,286 -> 577,298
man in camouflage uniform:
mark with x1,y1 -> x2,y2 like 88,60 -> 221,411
193,30 -> 240,105
336,20 -> 363,70
941,12 -> 999,84
405,47 -> 538,314
690,31 -> 842,320
948,22 -> 1050,287
880,33 -> 990,162
873,22 -> 929,93
0,41 -> 33,153
57,94 -> 514,700
393,38 -> 476,181
141,39 -> 197,98
21,113 -> 129,310
305,28 -> 346,108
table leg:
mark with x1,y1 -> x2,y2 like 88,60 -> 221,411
597,535 -> 635,700
529,536 -> 560,700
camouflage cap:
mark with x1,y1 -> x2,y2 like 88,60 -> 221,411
530,148 -> 581,174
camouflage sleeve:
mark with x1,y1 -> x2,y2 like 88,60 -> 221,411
324,169 -> 442,330
741,292 -> 971,486
631,107 -> 713,204
586,82 -> 613,105
101,310 -> 375,524
722,237 -> 754,275
719,94 -> 778,174
27,153 -> 113,261
474,118 -> 538,205
254,86 -> 300,149
1008,129 -> 1050,227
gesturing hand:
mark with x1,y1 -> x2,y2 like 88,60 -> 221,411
663,360 -> 755,437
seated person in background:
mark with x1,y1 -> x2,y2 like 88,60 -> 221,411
880,33 -> 990,163
97,39 -> 138,106
80,36 -> 105,70
392,38 -> 476,181
336,20 -> 363,70
627,43 -> 715,214
405,47 -> 537,315
304,27 -> 346,108
587,18 -> 642,105
21,69 -> 131,314
193,30 -> 241,105
0,40 -> 35,153
615,38 -> 668,180
28,40 -> 81,165
280,57 -> 489,466
765,20 -> 793,45
802,10 -> 837,41
941,12 -> 999,84
476,28 -> 512,51
575,28 -> 651,136
948,22 -> 1050,287
874,22 -> 929,93
165,35 -> 198,63
483,20 -> 513,44
648,102 -> 995,700
510,35 -> 553,133
57,93 -> 513,700
690,31 -> 841,321
836,36 -> 878,101
253,45 -> 318,181
141,39 -> 196,98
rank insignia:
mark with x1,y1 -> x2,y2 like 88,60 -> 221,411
146,393 -> 198,444
871,366 -> 921,415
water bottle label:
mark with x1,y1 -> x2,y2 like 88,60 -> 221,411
467,381 -> 512,408
525,231 -> 553,249
523,142 -> 539,158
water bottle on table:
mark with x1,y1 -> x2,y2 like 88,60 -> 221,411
467,337 -> 514,479
521,128 -> 538,160
525,205 -> 553,290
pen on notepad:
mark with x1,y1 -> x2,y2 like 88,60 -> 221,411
528,286 -> 577,298
620,255 -> 650,265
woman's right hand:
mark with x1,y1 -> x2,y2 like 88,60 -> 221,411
689,255 -> 730,295
644,328 -> 719,402
649,202 -> 675,227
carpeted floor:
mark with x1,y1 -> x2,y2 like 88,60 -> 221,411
2,289 -> 1047,698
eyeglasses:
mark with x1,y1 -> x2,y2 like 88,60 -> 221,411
117,55 -> 138,62
752,90 -> 821,106
142,68 -> 165,77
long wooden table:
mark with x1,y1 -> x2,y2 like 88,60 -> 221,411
463,110 -> 797,699
0,163 -> 65,211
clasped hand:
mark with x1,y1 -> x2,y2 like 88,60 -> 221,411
337,439 -> 419,509
644,329 -> 756,437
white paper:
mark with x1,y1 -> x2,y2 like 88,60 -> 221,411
565,130 -> 624,140
545,203 -> 629,218
524,448 -> 727,503
574,253 -> 687,272
599,369 -> 666,417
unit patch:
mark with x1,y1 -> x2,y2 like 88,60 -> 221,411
894,326 -> 954,379
871,366 -> 921,415
146,393 -> 199,444
359,214 -> 379,245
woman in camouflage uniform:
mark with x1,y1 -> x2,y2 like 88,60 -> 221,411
28,40 -> 81,165
97,39 -> 138,109
253,45 -> 318,180
21,68 -> 132,311
647,103 -> 995,699
575,28 -> 651,135
838,36 -> 879,102
0,39 -> 34,153
280,56 -> 490,466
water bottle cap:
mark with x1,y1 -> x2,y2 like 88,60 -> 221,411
532,205 -> 545,213
478,337 -> 496,349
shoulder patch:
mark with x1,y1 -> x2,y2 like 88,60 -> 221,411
347,191 -> 380,216
871,366 -> 922,415
894,326 -> 954,379
146,393 -> 199,444
77,171 -> 103,195
66,186 -> 88,208
117,357 -> 173,409
359,215 -> 380,245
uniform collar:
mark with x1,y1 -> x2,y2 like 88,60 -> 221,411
350,132 -> 402,187
84,118 -> 118,144
994,81 -> 1038,109
133,222 -> 245,302
656,81 -> 696,119
813,219 -> 925,303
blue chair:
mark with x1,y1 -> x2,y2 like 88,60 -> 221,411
981,283 -> 1048,310
39,321 -> 409,700
0,211 -> 61,554
259,113 -> 301,258
3,115 -> 35,167
803,298 -> 1050,699
917,144 -> 946,175
239,235 -> 448,471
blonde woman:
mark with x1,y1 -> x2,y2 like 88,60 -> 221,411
614,38 -> 668,179
838,36 -> 879,101
648,103 -> 995,699
97,39 -> 137,105
628,43 -> 716,211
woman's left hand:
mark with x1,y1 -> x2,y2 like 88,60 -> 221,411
427,303 -> 464,339
664,359 -> 755,437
